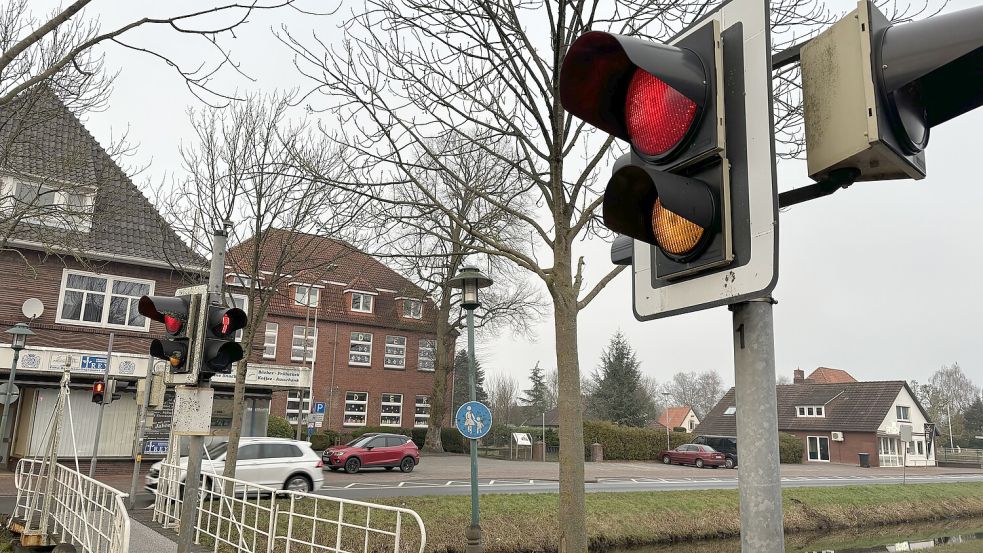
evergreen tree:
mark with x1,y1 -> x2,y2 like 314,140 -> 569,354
587,331 -> 655,427
964,397 -> 983,446
521,362 -> 551,412
451,349 -> 487,412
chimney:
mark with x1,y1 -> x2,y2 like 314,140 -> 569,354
793,369 -> 805,384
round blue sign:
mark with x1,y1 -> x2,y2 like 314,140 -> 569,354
455,401 -> 493,440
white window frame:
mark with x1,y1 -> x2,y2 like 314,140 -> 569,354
384,335 -> 407,369
414,396 -> 431,428
796,405 -> 826,418
380,393 -> 403,427
402,299 -> 423,319
418,339 -> 436,372
3,177 -> 95,231
350,292 -> 374,313
286,390 -> 311,424
807,436 -> 831,462
349,332 -> 373,366
55,269 -> 155,331
228,293 -> 249,341
896,405 -> 911,421
226,273 -> 264,289
291,325 -> 317,363
263,322 -> 278,360
293,283 -> 321,307
723,406 -> 736,415
343,391 -> 368,427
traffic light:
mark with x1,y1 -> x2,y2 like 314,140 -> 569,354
559,0 -> 778,320
561,20 -> 732,280
91,381 -> 105,404
139,295 -> 195,373
801,0 -> 983,182
199,304 -> 247,381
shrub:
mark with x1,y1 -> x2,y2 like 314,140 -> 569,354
779,432 -> 804,464
267,416 -> 294,439
441,427 -> 465,453
411,428 -> 428,448
483,424 -> 559,448
583,421 -> 693,460
310,431 -> 339,451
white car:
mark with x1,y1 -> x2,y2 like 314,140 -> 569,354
146,437 -> 324,493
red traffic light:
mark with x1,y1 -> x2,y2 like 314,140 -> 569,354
138,295 -> 192,336
207,306 -> 247,339
625,70 -> 698,157
93,381 -> 105,393
163,315 -> 183,334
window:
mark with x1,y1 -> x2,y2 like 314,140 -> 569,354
688,419 -> 695,431
229,294 -> 249,341
384,336 -> 406,369
385,436 -> 407,447
349,332 -> 372,366
415,396 -> 431,428
418,339 -> 436,372
816,406 -> 824,416
896,405 -> 911,421
227,274 -> 261,289
796,406 -> 826,418
723,406 -> 736,416
344,392 -> 368,426
351,292 -> 374,313
916,440 -> 924,455
286,390 -> 311,424
262,444 -> 303,458
291,326 -> 317,362
57,270 -> 153,330
237,444 -> 262,461
807,436 -> 830,462
263,323 -> 278,359
294,285 -> 320,307
403,299 -> 423,319
381,393 -> 403,427
5,178 -> 94,231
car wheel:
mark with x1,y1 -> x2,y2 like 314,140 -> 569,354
284,474 -> 313,492
662,455 -> 671,465
344,457 -> 361,474
385,466 -> 395,471
695,459 -> 704,468
399,457 -> 415,473
724,458 -> 735,469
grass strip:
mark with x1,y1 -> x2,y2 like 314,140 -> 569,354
370,483 -> 983,552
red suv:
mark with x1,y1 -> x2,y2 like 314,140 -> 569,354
322,433 -> 420,474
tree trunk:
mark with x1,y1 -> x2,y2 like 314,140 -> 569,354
423,292 -> 454,452
222,333 -> 253,482
552,255 -> 586,553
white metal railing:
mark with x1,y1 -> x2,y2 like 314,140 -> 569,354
12,458 -> 130,553
153,462 -> 426,553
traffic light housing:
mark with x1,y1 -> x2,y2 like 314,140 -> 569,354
561,20 -> 733,280
91,381 -> 105,404
199,304 -> 247,381
801,0 -> 983,182
139,295 -> 196,373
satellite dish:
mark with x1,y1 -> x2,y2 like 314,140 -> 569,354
22,298 -> 43,320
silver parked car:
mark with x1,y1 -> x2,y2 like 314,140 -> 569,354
146,437 -> 324,493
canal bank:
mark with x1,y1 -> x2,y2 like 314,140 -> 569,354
376,482 -> 983,552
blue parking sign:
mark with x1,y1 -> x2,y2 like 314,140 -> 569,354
313,402 -> 326,414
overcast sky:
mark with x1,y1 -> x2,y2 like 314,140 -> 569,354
54,0 -> 983,391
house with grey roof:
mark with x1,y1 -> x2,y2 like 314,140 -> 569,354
695,371 -> 936,467
0,87 -> 209,466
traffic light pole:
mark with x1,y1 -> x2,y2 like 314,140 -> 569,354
89,332 -> 114,478
177,223 -> 228,553
731,299 -> 785,553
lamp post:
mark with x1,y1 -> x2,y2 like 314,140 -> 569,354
661,391 -> 671,451
449,266 -> 493,553
1,323 -> 35,466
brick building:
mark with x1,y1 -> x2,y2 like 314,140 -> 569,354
696,370 -> 936,467
0,88 -> 210,463
226,229 -> 451,435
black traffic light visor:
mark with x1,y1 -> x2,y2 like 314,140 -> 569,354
138,296 -> 190,325
150,338 -> 189,366
204,340 -> 245,369
560,31 -> 708,143
603,162 -> 716,248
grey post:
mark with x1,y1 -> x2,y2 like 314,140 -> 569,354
732,299 -> 785,553
177,223 -> 228,553
89,332 -> 114,477
0,349 -> 22,466
465,307 -> 481,553
129,372 -> 153,508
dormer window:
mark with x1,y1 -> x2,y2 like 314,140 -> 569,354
402,299 -> 423,319
293,284 -> 320,307
227,273 -> 262,289
796,406 -> 825,417
350,291 -> 374,313
4,176 -> 95,232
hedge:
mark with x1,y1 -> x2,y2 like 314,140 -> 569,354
779,432 -> 804,463
583,420 -> 691,460
441,427 -> 466,453
483,424 -> 559,448
267,416 -> 294,439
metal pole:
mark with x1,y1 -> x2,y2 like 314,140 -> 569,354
129,373 -> 153,508
178,223 -> 228,553
662,392 -> 670,451
731,299 -> 785,553
465,307 -> 482,553
89,332 -> 114,477
947,404 -> 954,449
0,347 -> 23,467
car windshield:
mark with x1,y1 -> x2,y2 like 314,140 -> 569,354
345,436 -> 374,447
205,442 -> 228,459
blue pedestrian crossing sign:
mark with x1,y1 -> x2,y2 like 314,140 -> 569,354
455,401 -> 492,440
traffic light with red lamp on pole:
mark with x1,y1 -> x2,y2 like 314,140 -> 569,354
199,304 -> 247,382
139,295 -> 196,374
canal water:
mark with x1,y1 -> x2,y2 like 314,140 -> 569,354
612,519 -> 983,553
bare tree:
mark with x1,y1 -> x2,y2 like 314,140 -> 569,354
486,372 -> 521,427
157,92 -> 364,481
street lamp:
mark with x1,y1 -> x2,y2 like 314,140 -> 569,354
1,323 -> 35,466
448,266 -> 493,553
661,391 -> 671,451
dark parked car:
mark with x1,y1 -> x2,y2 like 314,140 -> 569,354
658,444 -> 727,468
322,433 -> 420,474
692,435 -> 738,468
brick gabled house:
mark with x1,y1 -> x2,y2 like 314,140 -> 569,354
226,229 -> 451,435
0,88 -> 205,463
696,373 -> 936,467
653,406 -> 701,432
